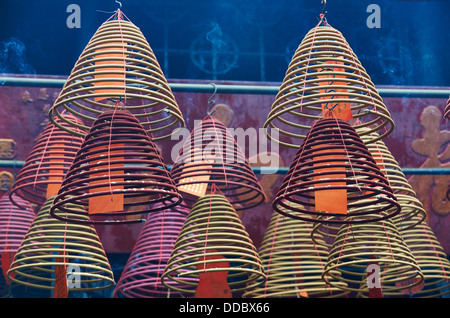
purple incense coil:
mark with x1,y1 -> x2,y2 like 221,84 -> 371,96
264,20 -> 394,148
161,194 -> 266,296
48,10 -> 184,141
50,109 -> 183,225
242,206 -> 349,298
113,205 -> 191,298
444,97 -> 450,120
9,114 -> 84,208
273,118 -> 400,224
0,194 -> 35,256
7,196 -> 115,293
170,115 -> 266,210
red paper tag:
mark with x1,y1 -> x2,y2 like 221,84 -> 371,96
46,144 -> 64,199
318,59 -> 353,121
195,253 -> 232,298
53,252 -> 68,298
367,256 -> 383,298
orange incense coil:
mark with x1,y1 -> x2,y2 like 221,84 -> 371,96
48,9 -> 184,141
50,110 -> 182,225
170,115 -> 266,210
9,114 -> 84,208
7,196 -> 115,294
113,205 -> 191,298
273,118 -> 400,224
161,194 -> 266,296
264,22 -> 394,148
323,212 -> 423,297
444,97 -> 450,120
242,208 -> 349,298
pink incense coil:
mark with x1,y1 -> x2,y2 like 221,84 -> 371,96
50,109 -> 183,225
114,205 -> 191,298
273,118 -> 400,224
9,114 -> 84,208
444,97 -> 450,120
170,115 -> 266,210
0,194 -> 35,253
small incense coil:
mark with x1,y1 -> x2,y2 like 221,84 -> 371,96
379,214 -> 450,298
161,194 -> 266,296
0,194 -> 35,254
264,22 -> 394,148
48,10 -> 184,141
170,115 -> 266,210
9,114 -> 84,208
113,205 -> 190,298
7,196 -> 115,293
444,97 -> 450,120
322,213 -> 423,296
50,110 -> 182,225
242,209 -> 349,298
273,118 -> 400,224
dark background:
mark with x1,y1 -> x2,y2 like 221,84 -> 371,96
0,0 -> 449,86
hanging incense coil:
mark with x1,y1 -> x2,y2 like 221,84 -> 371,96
170,115 -> 266,210
50,109 -> 182,225
113,205 -> 190,298
9,114 -> 84,209
378,213 -> 450,298
48,10 -> 184,141
444,97 -> 450,120
264,20 -> 394,148
7,196 -> 115,293
161,194 -> 266,296
242,208 -> 349,298
273,118 -> 400,224
322,213 -> 423,296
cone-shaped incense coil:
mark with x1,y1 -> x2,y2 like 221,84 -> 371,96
444,97 -> 450,120
50,110 -> 182,225
7,196 -> 115,293
170,115 -> 266,210
10,114 -> 84,208
273,118 -> 400,224
113,205 -> 190,298
48,10 -> 184,141
323,213 -> 423,296
161,194 -> 266,296
382,214 -> 449,298
264,20 -> 394,148
242,208 -> 349,298
358,130 -> 427,229
0,194 -> 35,253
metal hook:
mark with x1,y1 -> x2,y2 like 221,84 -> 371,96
115,0 -> 123,9
207,83 -> 218,115
321,0 -> 327,15
96,0 -> 123,14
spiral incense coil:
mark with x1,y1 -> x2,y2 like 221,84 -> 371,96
0,194 -> 35,253
48,9 -> 184,141
170,115 -> 266,210
50,109 -> 182,225
381,214 -> 449,298
7,196 -> 115,293
444,97 -> 450,120
113,205 -> 190,298
322,213 -> 423,296
242,209 -> 349,298
9,114 -> 84,209
161,194 -> 266,296
273,118 -> 400,224
264,22 -> 394,148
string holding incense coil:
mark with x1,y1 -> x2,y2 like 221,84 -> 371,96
444,97 -> 450,120
322,213 -> 423,296
9,114 -> 84,209
170,115 -> 266,210
48,9 -> 184,141
272,118 -> 400,224
50,110 -> 182,225
113,205 -> 190,298
161,194 -> 266,296
7,196 -> 115,293
242,207 -> 349,298
264,20 -> 394,148
0,194 -> 35,255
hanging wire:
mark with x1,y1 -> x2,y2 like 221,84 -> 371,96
97,0 -> 123,14
207,83 -> 218,115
